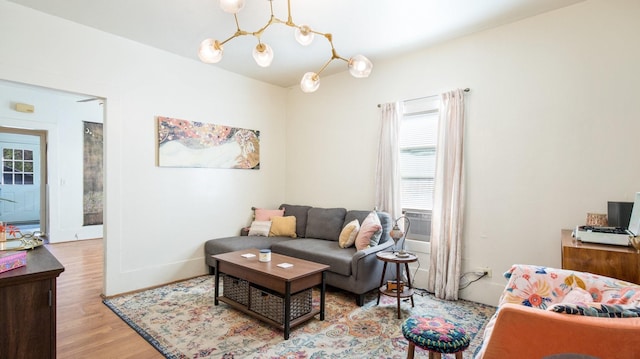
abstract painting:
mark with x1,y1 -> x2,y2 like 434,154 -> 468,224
157,116 -> 260,169
83,121 -> 103,226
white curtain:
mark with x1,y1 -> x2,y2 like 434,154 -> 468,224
427,89 -> 466,300
375,102 -> 402,220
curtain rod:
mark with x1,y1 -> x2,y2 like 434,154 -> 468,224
377,88 -> 470,108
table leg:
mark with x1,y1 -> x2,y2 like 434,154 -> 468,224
284,281 -> 291,340
320,271 -> 326,321
405,263 -> 414,307
214,260 -> 220,306
396,261 -> 402,319
377,262 -> 388,305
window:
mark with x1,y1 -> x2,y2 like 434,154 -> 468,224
399,97 -> 440,241
2,148 -> 34,185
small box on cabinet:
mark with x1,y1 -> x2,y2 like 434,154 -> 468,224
0,251 -> 27,274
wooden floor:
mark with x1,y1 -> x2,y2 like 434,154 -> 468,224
46,239 -> 163,358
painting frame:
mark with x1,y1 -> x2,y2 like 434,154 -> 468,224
156,116 -> 260,169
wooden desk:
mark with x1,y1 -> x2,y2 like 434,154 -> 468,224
561,229 -> 639,284
0,246 -> 65,359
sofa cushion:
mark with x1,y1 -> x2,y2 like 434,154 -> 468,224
205,236 -> 290,255
279,204 -> 312,238
305,207 -> 347,241
271,239 -> 354,276
269,216 -> 297,238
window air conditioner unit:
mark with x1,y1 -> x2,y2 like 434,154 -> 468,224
403,210 -> 431,241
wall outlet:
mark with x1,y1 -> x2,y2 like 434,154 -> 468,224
479,267 -> 492,278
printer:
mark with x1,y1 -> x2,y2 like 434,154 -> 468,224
575,192 -> 640,246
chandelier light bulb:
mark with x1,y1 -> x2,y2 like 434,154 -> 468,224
219,0 -> 245,14
252,43 -> 274,67
300,72 -> 320,93
198,39 -> 224,63
294,25 -> 314,46
348,54 -> 373,78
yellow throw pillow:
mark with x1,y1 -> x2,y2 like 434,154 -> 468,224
339,219 -> 360,248
269,216 -> 297,238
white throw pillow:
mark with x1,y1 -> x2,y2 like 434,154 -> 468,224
248,221 -> 271,237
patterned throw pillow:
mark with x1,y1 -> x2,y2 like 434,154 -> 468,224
248,221 -> 271,236
548,303 -> 640,318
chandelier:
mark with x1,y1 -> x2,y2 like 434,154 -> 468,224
198,0 -> 373,93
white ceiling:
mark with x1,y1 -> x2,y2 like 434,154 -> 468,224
8,0 -> 584,88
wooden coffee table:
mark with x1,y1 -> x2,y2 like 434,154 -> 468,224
212,248 -> 329,339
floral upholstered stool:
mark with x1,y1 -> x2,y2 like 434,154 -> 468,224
401,316 -> 470,359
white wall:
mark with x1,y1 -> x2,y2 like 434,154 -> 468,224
0,0 -> 287,295
0,81 -> 104,241
3,0 -> 638,305
286,0 -> 640,305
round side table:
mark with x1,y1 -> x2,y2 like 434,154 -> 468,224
376,251 -> 418,319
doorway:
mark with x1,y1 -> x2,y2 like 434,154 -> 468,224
0,79 -> 104,243
0,127 -> 47,236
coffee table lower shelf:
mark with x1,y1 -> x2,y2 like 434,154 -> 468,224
217,296 -> 321,331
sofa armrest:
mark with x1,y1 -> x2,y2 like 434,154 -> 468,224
351,240 -> 395,279
240,227 -> 249,236
477,303 -> 640,359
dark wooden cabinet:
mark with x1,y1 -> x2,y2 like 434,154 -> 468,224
0,246 -> 65,359
561,229 -> 640,284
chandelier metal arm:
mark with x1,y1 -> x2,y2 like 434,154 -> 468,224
252,16 -> 277,40
285,0 -> 295,26
219,31 -> 243,46
219,1 -> 349,61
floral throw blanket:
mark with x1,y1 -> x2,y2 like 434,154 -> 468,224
500,264 -> 640,317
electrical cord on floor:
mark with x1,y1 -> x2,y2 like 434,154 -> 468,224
396,254 -> 487,294
408,260 -> 435,297
458,271 -> 488,290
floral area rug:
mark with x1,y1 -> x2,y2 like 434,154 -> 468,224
103,276 -> 496,359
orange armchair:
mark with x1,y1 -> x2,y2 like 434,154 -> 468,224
475,264 -> 640,359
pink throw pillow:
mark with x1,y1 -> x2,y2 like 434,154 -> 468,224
254,208 -> 285,221
354,212 -> 382,250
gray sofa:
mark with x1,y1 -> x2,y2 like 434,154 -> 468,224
204,204 -> 401,305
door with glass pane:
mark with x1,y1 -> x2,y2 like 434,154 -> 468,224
0,135 -> 40,224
